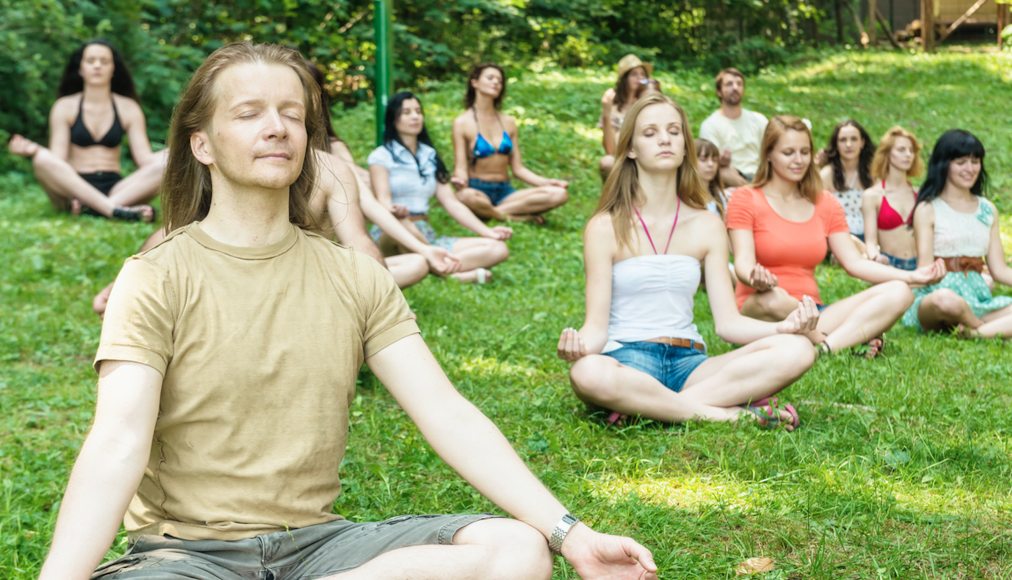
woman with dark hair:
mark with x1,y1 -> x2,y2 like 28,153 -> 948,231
371,91 -> 510,284
307,64 -> 458,288
727,116 -> 945,358
451,63 -> 568,223
7,40 -> 165,221
862,126 -> 923,270
818,120 -> 874,244
902,130 -> 1012,337
557,94 -> 824,429
598,54 -> 654,180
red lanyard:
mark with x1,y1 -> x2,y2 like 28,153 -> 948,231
633,197 -> 681,255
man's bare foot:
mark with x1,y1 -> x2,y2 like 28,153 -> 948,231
8,134 -> 40,158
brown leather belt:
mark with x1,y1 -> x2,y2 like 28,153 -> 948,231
942,256 -> 985,274
642,337 -> 706,352
407,214 -> 428,222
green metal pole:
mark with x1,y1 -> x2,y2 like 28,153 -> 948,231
374,0 -> 393,146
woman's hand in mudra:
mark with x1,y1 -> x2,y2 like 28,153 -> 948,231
749,263 -> 778,292
557,327 -> 588,362
776,295 -> 825,344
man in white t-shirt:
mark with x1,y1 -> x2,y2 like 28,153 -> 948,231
698,68 -> 768,187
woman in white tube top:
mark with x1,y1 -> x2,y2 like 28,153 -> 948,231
557,94 -> 825,430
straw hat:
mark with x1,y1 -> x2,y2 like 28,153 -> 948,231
616,54 -> 653,80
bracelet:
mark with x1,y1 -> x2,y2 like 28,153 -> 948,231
548,513 -> 579,554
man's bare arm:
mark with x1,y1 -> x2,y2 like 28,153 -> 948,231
40,361 -> 163,579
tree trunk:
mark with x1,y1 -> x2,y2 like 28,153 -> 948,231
867,0 -> 878,43
835,0 -> 844,43
921,0 -> 935,52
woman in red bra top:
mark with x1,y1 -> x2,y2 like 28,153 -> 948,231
7,40 -> 164,222
726,116 -> 945,358
451,63 -> 568,223
862,126 -> 923,271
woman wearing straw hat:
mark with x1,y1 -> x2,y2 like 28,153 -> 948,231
598,54 -> 655,180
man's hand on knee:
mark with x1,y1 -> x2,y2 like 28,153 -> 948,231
560,523 -> 658,580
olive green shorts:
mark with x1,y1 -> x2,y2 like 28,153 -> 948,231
92,514 -> 495,579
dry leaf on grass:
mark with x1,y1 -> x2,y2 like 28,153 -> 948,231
735,556 -> 775,575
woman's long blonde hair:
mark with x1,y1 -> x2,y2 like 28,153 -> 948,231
163,43 -> 325,232
595,93 -> 710,251
752,115 -> 823,202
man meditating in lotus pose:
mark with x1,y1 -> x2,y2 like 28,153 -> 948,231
40,43 -> 656,580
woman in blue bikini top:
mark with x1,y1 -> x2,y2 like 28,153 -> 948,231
451,62 -> 569,222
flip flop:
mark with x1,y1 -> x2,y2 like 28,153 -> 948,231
111,205 -> 157,223
853,336 -> 885,359
748,400 -> 799,431
605,411 -> 629,426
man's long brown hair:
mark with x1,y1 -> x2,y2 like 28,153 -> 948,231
163,43 -> 325,232
595,94 -> 711,251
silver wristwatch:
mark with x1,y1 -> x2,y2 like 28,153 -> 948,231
548,513 -> 579,554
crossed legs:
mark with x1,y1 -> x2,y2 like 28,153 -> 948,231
8,135 -> 164,220
447,237 -> 509,282
385,253 -> 430,289
569,334 -> 814,425
456,186 -> 567,222
741,281 -> 914,352
378,232 -> 508,284
917,289 -> 1012,338
327,518 -> 552,580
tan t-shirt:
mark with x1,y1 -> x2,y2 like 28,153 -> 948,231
96,222 -> 419,541
699,109 -> 768,177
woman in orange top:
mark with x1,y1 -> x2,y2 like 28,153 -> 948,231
726,116 -> 944,357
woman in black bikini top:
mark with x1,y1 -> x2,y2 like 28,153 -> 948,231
7,39 -> 165,222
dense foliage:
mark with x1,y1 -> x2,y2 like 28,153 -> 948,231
2,0 -> 862,157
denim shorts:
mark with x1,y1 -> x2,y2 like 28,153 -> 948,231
882,252 -> 918,271
604,340 -> 708,393
369,217 -> 457,251
92,514 -> 495,578
468,178 -> 515,206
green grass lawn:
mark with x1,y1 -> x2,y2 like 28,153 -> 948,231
2,48 -> 1011,578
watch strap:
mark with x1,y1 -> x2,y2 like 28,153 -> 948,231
548,513 -> 579,554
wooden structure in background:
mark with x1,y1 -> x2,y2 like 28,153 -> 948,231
999,1 -> 1009,48
919,0 -> 1001,50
